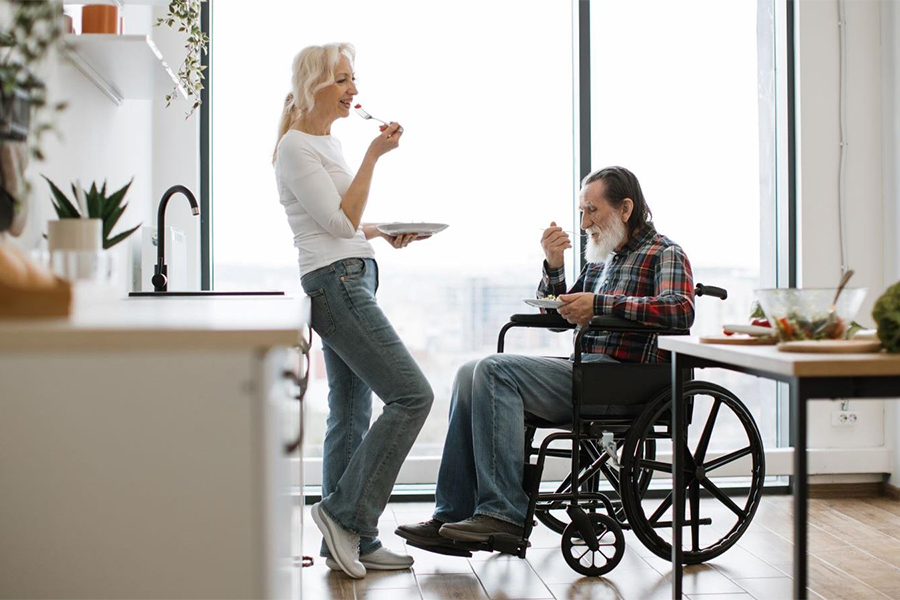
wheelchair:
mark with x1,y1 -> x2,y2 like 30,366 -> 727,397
432,283 -> 766,577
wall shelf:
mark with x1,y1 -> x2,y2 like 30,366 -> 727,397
62,34 -> 186,106
67,0 -> 171,6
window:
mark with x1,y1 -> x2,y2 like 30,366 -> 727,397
588,0 -> 782,454
207,0 -> 789,488
209,0 -> 576,483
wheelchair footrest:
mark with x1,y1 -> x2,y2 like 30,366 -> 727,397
453,533 -> 530,558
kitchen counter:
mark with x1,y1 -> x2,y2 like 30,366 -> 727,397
0,295 -> 310,352
0,294 -> 309,598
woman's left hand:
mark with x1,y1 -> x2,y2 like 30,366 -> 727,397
387,232 -> 431,249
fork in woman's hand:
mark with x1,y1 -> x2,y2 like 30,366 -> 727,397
355,104 -> 403,133
354,104 -> 388,126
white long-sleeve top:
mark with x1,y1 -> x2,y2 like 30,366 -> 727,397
275,130 -> 375,276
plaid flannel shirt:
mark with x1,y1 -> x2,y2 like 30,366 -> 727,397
538,223 -> 695,363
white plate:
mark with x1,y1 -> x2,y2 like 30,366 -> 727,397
523,298 -> 566,309
722,323 -> 776,337
377,222 -> 449,236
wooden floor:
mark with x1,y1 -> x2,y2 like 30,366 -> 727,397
300,495 -> 900,600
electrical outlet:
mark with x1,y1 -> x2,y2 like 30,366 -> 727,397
831,411 -> 859,427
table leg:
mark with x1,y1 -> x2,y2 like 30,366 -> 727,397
791,381 -> 808,599
672,354 -> 685,599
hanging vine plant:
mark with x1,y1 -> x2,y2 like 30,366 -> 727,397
0,0 -> 69,235
155,0 -> 208,119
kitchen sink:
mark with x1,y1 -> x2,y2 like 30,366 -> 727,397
128,291 -> 285,297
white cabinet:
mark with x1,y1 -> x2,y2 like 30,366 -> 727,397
0,344 -> 305,598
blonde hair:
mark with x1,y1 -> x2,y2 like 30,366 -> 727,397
272,43 -> 356,164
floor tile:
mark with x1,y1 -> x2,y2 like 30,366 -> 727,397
407,544 -> 475,575
360,587 -> 424,599
547,582 -> 622,600
661,564 -> 746,595
471,554 -> 554,599
733,576 -> 824,600
418,573 -> 490,600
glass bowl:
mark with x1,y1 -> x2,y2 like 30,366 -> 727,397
755,287 -> 868,341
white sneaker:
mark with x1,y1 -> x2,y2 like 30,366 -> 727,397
326,546 -> 415,571
310,503 -> 365,579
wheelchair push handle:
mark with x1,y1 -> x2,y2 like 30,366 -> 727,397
695,283 -> 727,300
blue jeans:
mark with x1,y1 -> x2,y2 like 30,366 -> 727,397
301,258 -> 433,555
433,352 -> 617,527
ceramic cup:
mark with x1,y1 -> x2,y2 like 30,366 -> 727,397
81,5 -> 119,34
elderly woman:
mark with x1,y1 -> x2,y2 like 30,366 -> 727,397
272,43 -> 433,579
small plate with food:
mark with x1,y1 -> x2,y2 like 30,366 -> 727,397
523,296 -> 567,309
377,222 -> 449,237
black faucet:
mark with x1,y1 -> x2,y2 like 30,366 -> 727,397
152,185 -> 200,292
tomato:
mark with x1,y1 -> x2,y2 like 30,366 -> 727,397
751,318 -> 771,328
778,317 -> 793,338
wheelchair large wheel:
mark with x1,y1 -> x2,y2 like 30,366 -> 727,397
534,438 -> 656,534
561,513 -> 625,576
619,381 -> 765,564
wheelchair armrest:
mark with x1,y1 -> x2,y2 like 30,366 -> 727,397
498,313 -> 575,352
587,315 -> 688,335
509,313 -> 575,329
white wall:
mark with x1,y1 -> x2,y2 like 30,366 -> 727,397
795,0 -> 888,470
5,4 -> 199,291
881,0 -> 900,487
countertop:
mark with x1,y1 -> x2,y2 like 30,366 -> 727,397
0,295 -> 310,352
659,336 -> 900,377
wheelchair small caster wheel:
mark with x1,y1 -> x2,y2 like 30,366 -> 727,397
560,513 -> 625,576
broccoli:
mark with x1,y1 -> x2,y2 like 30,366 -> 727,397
872,281 -> 900,352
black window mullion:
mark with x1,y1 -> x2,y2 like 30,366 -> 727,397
200,0 -> 212,290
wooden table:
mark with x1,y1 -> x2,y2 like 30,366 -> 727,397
657,337 -> 900,600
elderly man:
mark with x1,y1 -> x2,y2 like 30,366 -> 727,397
397,166 -> 695,553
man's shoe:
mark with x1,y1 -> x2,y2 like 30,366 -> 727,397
395,519 -> 472,557
310,503 -> 366,579
326,547 -> 414,571
439,515 -> 524,543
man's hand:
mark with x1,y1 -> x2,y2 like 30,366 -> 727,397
558,293 -> 595,326
541,221 -> 571,269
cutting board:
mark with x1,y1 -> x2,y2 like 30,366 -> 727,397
778,340 -> 882,353
699,334 -> 777,346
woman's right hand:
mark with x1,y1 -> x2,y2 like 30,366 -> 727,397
367,122 -> 403,159
541,221 -> 571,269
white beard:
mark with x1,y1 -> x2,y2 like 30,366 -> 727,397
585,216 -> 628,264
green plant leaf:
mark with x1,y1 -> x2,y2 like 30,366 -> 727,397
86,185 -> 100,218
104,223 -> 141,250
103,204 -> 126,238
102,178 -> 133,219
42,174 -> 80,218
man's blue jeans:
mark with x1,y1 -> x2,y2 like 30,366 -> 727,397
301,258 -> 433,556
433,353 -> 617,527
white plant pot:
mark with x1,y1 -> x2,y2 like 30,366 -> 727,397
47,219 -> 109,282
47,218 -> 102,252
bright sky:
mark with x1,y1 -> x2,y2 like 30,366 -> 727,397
212,0 -> 763,277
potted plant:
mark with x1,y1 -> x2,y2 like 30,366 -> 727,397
44,176 -> 141,252
0,0 -> 68,236
155,0 -> 208,118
